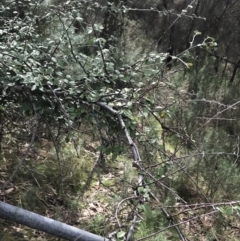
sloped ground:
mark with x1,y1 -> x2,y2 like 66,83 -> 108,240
1,97 -> 240,241
0,125 -> 137,240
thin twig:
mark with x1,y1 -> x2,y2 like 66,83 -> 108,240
1,91 -> 40,191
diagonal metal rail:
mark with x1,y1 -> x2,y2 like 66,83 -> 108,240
0,201 -> 108,241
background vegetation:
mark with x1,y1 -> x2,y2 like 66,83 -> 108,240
1,0 -> 240,240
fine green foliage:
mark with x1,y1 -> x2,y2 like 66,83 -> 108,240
2,1 -> 240,241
